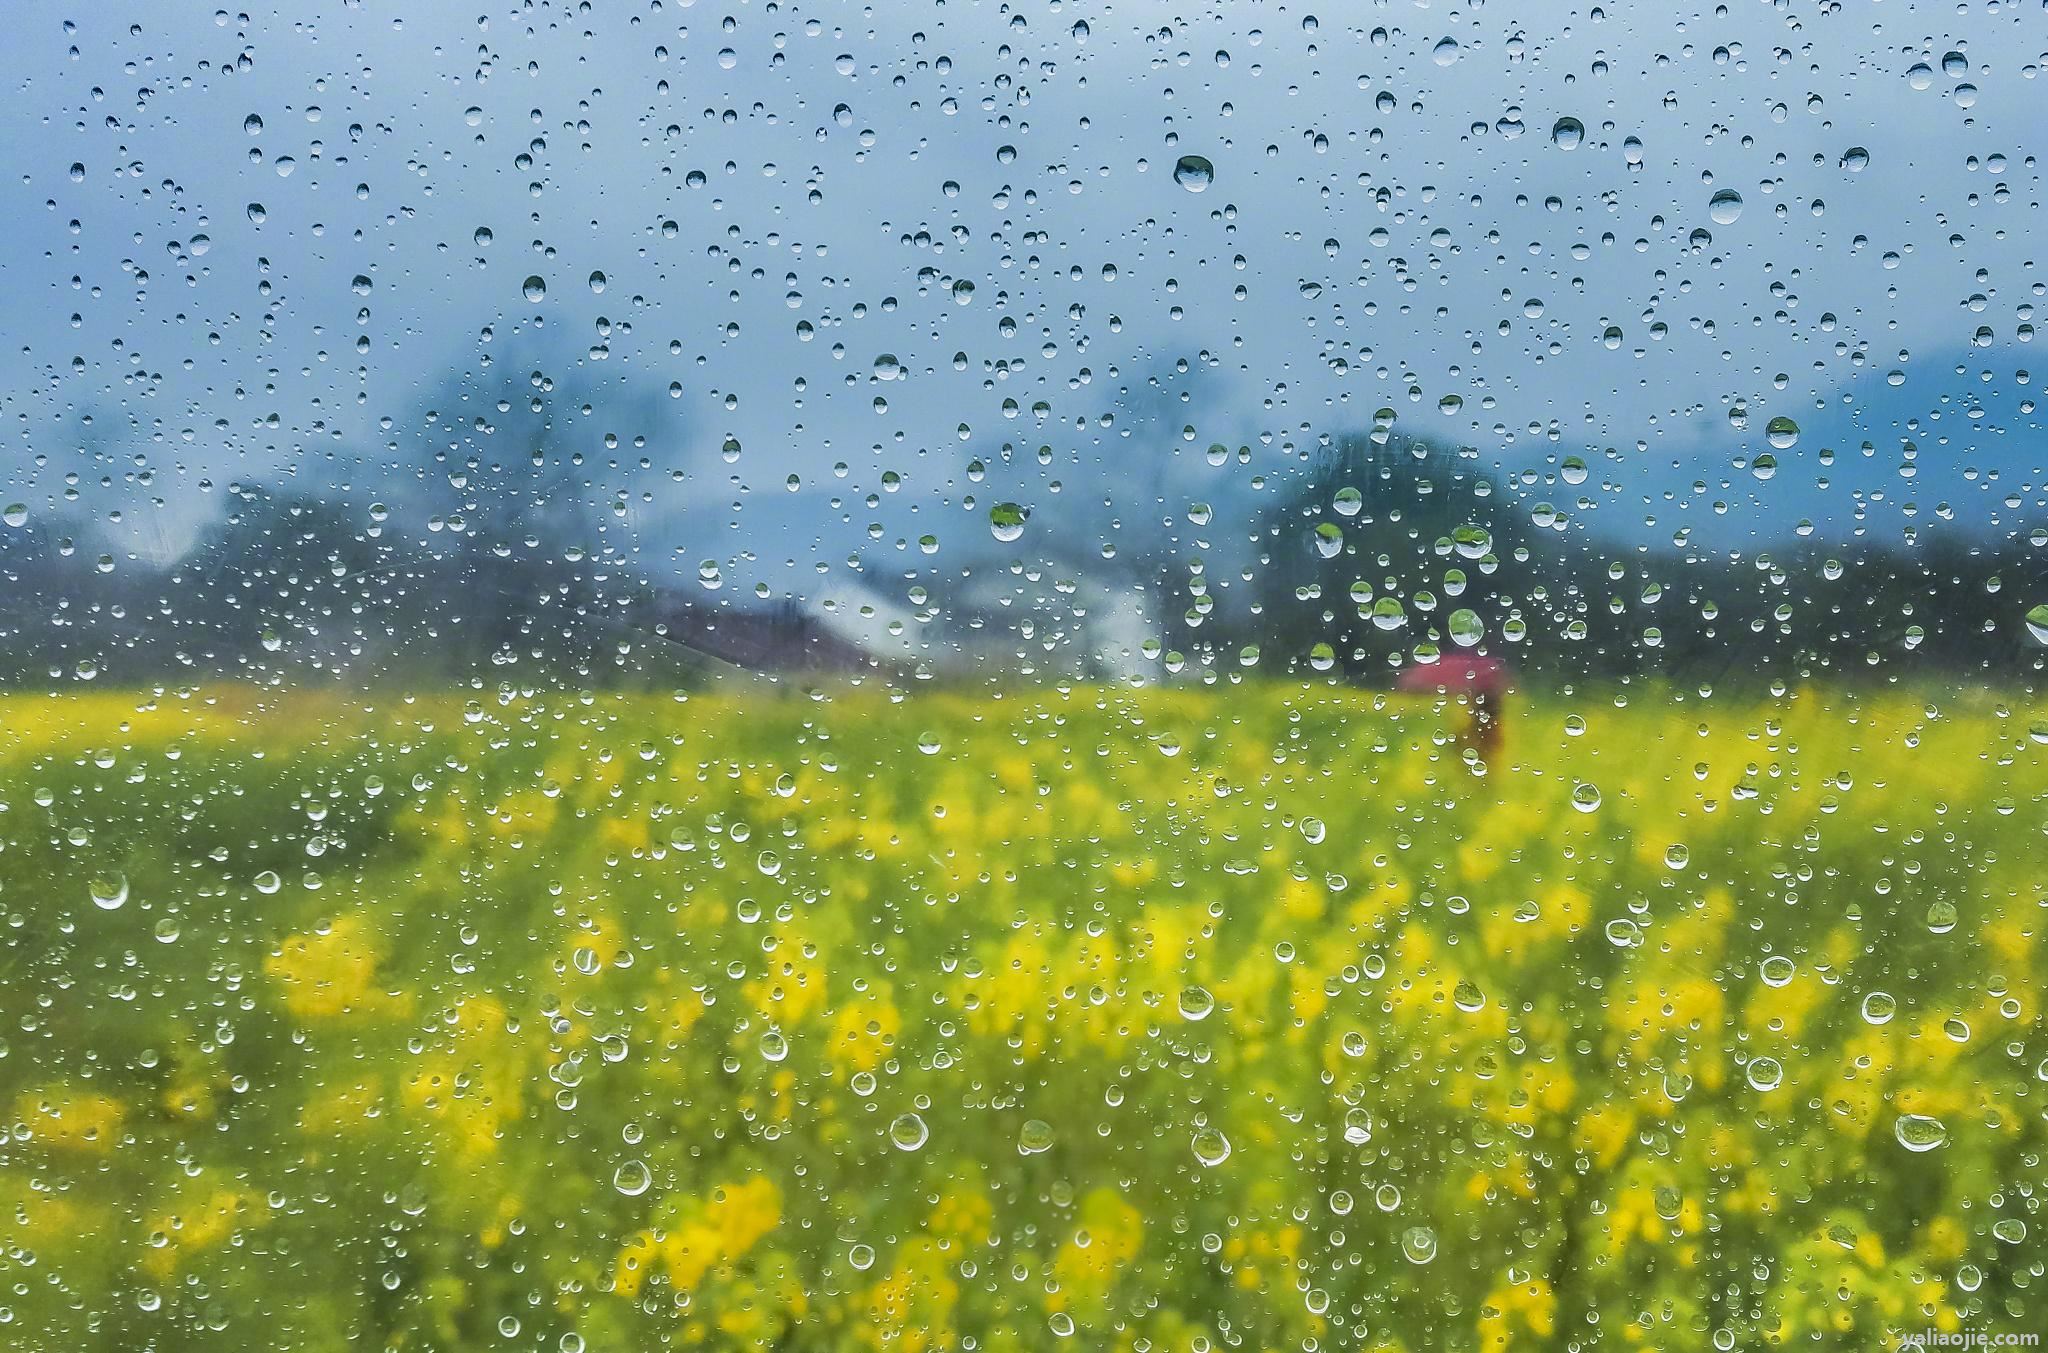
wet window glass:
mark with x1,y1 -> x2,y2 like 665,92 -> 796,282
3,3 -> 2045,1349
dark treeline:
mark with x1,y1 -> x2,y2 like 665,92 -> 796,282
2,398 -> 2043,691
1148,432 -> 2048,691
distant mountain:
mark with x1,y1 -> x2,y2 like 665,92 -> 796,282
1494,344 -> 2044,552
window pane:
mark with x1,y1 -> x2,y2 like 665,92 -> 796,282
3,4 -> 2043,1350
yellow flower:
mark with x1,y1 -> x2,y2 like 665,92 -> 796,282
266,912 -> 399,1019
1050,1187 -> 1145,1312
141,1187 -> 266,1280
828,983 -> 902,1074
14,1087 -> 125,1154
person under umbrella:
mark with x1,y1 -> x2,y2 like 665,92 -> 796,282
1395,653 -> 1513,758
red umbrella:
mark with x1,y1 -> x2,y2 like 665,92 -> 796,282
1396,655 -> 1513,754
1395,654 -> 1512,697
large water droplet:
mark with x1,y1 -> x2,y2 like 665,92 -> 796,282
89,872 -> 129,911
1894,1114 -> 1948,1152
1172,155 -> 1215,192
1551,116 -> 1584,150
613,1160 -> 652,1196
1708,189 -> 1744,224
1191,1126 -> 1231,1166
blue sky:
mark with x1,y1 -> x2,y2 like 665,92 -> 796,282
1,0 -> 2041,591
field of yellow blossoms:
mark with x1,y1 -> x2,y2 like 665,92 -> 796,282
1,681 -> 2043,1350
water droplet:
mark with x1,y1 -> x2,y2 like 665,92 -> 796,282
1191,1126 -> 1231,1166
1895,1114 -> 1948,1152
1570,782 -> 1602,813
1432,37 -> 1460,66
253,870 -> 282,894
2024,604 -> 2048,644
989,502 -> 1028,541
1178,986 -> 1215,1021
613,1160 -> 652,1195
1172,155 -> 1215,191
1401,1226 -> 1438,1264
522,275 -> 547,302
1744,1056 -> 1784,1092
1765,416 -> 1799,450
1551,117 -> 1584,150
1708,189 -> 1744,224
244,113 -> 263,135
2,503 -> 26,528
889,1112 -> 929,1150
89,872 -> 129,911
1017,1119 -> 1054,1154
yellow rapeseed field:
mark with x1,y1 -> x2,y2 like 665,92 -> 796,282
0,680 -> 2041,1350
